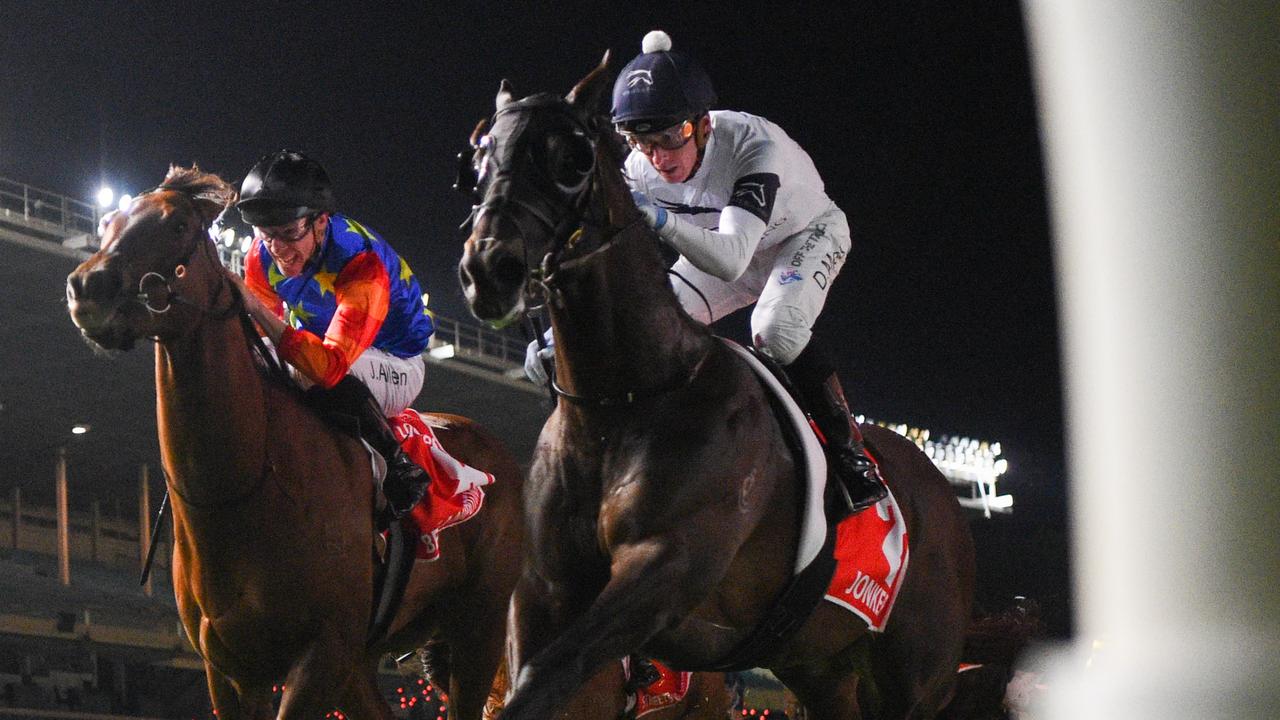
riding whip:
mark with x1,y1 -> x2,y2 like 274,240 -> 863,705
139,489 -> 168,585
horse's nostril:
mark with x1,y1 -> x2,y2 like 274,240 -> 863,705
79,267 -> 123,302
67,272 -> 84,300
494,255 -> 526,287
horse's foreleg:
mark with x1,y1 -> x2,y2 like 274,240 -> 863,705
203,663 -> 273,720
276,631 -> 393,720
772,662 -> 863,720
435,592 -> 510,720
341,664 -> 399,720
500,540 -> 725,720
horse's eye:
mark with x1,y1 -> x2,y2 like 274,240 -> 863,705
548,133 -> 592,195
175,222 -> 189,235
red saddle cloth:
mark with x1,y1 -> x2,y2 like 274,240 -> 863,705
822,484 -> 910,631
392,409 -> 494,561
624,658 -> 691,718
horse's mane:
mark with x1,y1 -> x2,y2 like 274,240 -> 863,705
161,164 -> 237,210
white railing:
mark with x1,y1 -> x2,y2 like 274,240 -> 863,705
0,176 -> 99,238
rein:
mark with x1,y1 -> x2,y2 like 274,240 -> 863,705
550,344 -> 713,407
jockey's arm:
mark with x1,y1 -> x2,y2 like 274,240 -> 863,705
239,250 -> 392,389
240,245 -> 288,340
277,252 -> 391,389
650,204 -> 767,282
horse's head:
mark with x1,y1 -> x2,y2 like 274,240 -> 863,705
66,166 -> 236,351
457,52 -> 626,327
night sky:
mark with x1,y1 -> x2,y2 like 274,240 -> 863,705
1,4 -> 1070,631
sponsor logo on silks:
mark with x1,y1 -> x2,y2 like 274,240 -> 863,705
732,181 -> 769,209
779,268 -> 803,285
728,173 -> 780,223
626,69 -> 654,88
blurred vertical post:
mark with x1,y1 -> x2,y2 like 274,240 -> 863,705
1025,1 -> 1279,717
91,499 -> 101,563
9,487 -> 19,550
139,464 -> 152,597
56,447 -> 70,587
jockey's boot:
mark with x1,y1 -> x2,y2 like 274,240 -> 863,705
320,375 -> 430,518
801,372 -> 887,516
624,655 -> 662,693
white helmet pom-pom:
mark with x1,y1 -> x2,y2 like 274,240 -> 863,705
642,30 -> 672,54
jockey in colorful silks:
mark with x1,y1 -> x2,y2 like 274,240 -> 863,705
236,149 -> 434,518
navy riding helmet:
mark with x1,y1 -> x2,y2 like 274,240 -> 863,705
236,149 -> 337,227
611,30 -> 717,134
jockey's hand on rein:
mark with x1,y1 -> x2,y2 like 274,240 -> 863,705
524,338 -> 555,386
631,190 -> 668,231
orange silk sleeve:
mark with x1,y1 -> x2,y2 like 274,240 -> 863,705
277,251 -> 391,389
243,241 -> 285,318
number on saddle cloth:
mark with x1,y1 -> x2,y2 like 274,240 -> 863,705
393,409 -> 496,561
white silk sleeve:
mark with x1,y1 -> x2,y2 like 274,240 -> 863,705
655,205 -> 768,282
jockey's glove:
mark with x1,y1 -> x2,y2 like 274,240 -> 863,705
631,190 -> 668,232
524,336 -> 555,386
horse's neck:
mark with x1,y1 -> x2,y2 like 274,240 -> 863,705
155,315 -> 268,504
549,223 -> 709,402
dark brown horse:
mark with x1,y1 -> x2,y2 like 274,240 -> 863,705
66,167 -> 523,720
484,658 -> 731,720
457,57 -> 974,719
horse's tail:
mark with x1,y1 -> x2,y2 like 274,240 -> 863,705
937,598 -> 1043,720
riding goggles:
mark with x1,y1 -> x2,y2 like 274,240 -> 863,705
254,217 -> 315,244
619,120 -> 694,155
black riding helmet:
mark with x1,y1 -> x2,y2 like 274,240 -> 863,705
236,149 -> 337,227
611,30 -> 717,134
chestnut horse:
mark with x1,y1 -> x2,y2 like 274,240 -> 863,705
457,56 -> 974,719
66,167 -> 523,720
484,660 -> 731,720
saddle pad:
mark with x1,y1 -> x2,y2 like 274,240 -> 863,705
622,658 -> 692,718
393,409 -> 494,561
822,486 -> 909,631
722,340 -> 828,573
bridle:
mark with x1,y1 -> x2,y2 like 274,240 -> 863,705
125,185 -> 243,322
458,95 -> 647,302
118,186 -> 289,383
459,94 -> 709,407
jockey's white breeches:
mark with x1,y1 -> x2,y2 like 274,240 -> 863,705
672,205 -> 851,365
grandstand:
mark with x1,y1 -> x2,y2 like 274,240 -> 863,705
1,175 -> 1013,717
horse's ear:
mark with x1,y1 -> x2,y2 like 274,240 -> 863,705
495,79 -> 515,112
469,117 -> 489,148
196,191 -> 236,229
566,50 -> 612,117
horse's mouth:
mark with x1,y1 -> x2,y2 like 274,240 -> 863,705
68,300 -> 138,352
462,279 -> 526,329
459,239 -> 531,327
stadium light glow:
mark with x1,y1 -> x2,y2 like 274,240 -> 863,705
867,417 -> 1012,516
96,186 -> 114,208
71,424 -> 90,435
